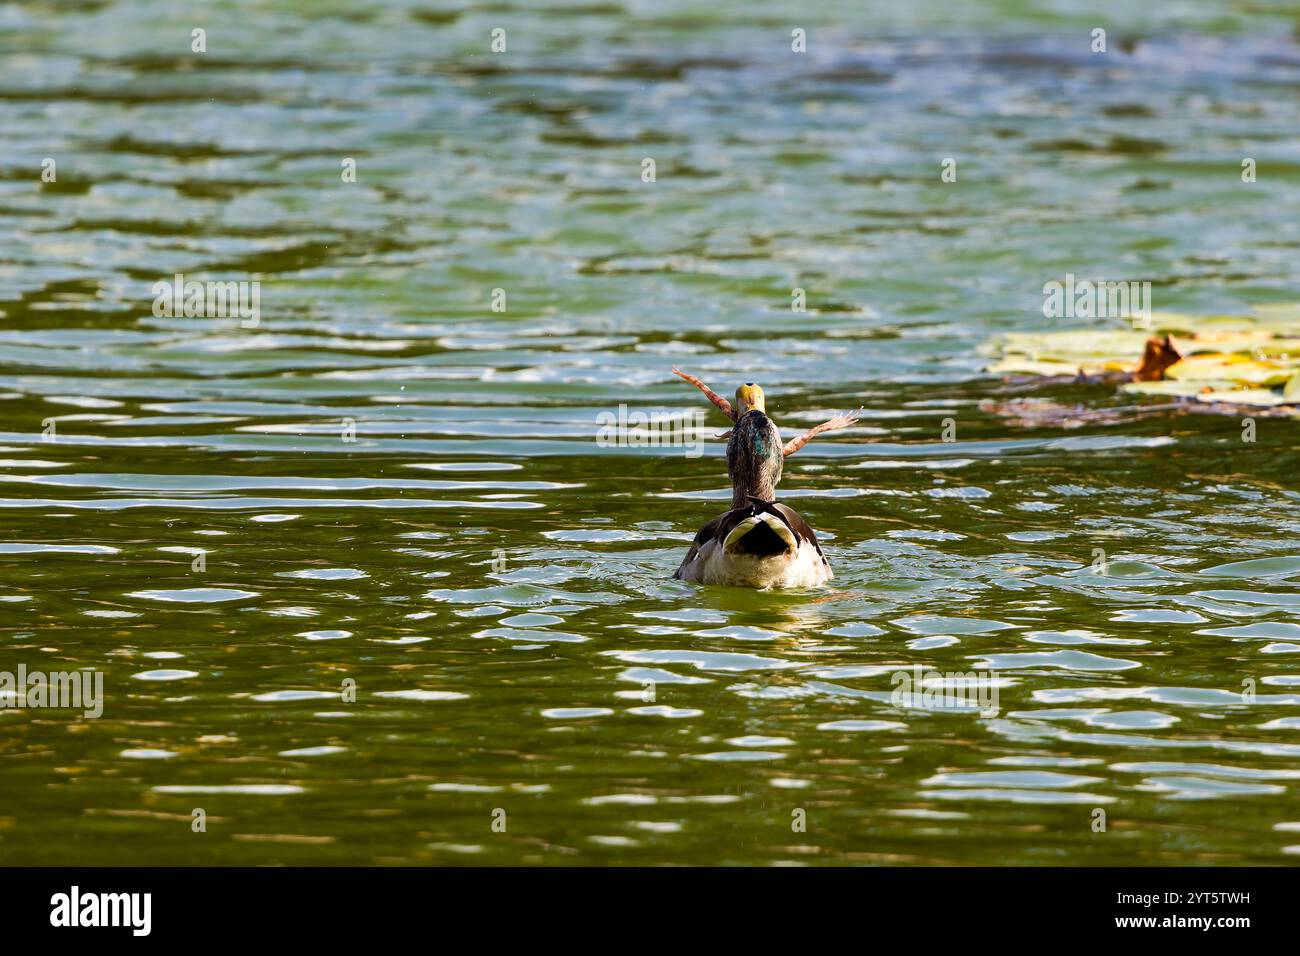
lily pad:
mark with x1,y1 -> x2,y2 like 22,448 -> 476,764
993,330 -> 1150,365
1195,388 -> 1293,407
987,357 -> 1084,377
987,307 -> 1300,409
1151,307 -> 1300,335
1244,339 -> 1300,360
1164,354 -> 1293,387
1253,303 -> 1300,325
1121,380 -> 1206,398
1123,381 -> 1297,408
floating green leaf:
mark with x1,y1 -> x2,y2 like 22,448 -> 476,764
1195,387 -> 1294,407
989,306 -> 1300,408
1164,354 -> 1293,387
1121,380 -> 1205,398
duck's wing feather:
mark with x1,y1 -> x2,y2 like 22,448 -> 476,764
676,500 -> 829,579
675,505 -> 782,577
673,510 -> 730,578
781,410 -> 860,456
767,501 -> 829,568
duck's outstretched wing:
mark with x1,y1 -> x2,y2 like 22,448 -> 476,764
782,409 -> 860,457
672,367 -> 736,422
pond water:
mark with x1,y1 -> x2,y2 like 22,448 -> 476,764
2,0 -> 1300,864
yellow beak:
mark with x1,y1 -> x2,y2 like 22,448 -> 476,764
734,383 -> 766,415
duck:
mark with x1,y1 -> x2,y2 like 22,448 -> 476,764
670,368 -> 859,589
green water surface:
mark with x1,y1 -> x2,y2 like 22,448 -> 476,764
3,0 -> 1300,865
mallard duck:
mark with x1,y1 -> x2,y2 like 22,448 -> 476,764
670,368 -> 859,589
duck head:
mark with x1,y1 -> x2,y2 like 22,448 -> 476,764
734,382 -> 766,415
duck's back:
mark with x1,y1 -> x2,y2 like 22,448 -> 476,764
674,498 -> 831,589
